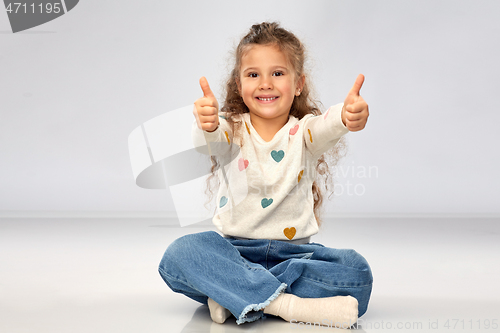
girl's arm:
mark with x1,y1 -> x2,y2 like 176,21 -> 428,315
192,116 -> 232,156
304,74 -> 369,158
304,103 -> 349,159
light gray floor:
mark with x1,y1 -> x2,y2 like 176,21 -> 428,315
1,217 -> 499,332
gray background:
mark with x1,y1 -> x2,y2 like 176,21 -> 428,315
1,0 -> 499,217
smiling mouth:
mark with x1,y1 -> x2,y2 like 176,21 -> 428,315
256,97 -> 278,101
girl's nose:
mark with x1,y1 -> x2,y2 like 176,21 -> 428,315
259,76 -> 273,90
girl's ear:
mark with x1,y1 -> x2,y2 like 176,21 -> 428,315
296,74 -> 306,95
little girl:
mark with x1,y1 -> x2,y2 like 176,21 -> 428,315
158,22 -> 371,328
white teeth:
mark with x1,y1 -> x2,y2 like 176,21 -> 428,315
258,97 -> 276,101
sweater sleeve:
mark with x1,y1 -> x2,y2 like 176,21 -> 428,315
191,114 -> 233,156
303,103 -> 349,159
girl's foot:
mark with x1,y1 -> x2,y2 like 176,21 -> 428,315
264,293 -> 358,329
207,298 -> 232,324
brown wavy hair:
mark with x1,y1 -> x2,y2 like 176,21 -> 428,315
203,22 -> 347,227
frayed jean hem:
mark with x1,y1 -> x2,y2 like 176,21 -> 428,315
236,282 -> 287,325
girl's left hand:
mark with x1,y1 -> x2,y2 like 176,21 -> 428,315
342,74 -> 369,132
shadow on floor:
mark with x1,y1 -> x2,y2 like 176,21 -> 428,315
180,305 -> 366,332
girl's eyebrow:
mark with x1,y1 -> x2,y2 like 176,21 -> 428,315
242,66 -> 289,73
242,67 -> 258,73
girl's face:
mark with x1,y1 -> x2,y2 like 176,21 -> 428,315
238,44 -> 304,122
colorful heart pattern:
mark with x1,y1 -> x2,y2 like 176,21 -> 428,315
238,158 -> 249,171
215,116 -> 318,240
271,150 -> 284,163
298,170 -> 304,183
284,227 -> 296,240
261,198 -> 273,208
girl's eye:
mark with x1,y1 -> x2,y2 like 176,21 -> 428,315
249,73 -> 258,78
273,71 -> 284,77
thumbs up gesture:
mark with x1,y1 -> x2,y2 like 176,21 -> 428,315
342,74 -> 369,132
193,77 -> 220,132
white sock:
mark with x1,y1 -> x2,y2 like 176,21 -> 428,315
207,298 -> 232,324
264,293 -> 358,328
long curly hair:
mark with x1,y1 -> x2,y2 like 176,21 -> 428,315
203,22 -> 347,227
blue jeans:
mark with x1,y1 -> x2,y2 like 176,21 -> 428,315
158,231 -> 372,325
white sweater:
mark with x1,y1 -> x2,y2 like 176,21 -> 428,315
192,103 -> 348,242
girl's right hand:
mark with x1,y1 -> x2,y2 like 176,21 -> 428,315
193,77 -> 219,132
